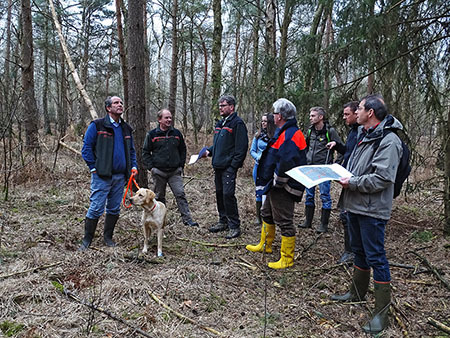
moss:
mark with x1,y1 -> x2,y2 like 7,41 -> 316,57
0,320 -> 25,337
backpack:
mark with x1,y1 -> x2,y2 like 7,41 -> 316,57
373,129 -> 411,198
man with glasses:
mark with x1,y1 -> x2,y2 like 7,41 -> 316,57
204,95 -> 248,239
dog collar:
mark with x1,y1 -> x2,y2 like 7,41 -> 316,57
150,203 -> 157,212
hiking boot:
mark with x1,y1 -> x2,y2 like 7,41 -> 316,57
225,228 -> 241,239
208,222 -> 228,233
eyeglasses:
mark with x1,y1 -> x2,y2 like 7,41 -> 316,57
273,112 -> 280,115
219,104 -> 229,108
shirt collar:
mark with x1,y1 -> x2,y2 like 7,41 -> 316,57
109,115 -> 121,127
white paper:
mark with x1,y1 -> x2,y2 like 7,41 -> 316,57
286,163 -> 353,189
188,155 -> 199,165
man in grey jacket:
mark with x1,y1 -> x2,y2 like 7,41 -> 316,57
331,94 -> 403,335
299,107 -> 343,233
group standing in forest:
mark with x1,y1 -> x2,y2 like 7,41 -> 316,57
78,93 -> 405,335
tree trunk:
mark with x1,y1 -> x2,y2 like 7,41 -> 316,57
168,0 -> 179,124
127,0 -> 147,187
21,0 -> 40,151
210,0 -> 223,122
277,0 -> 295,98
115,0 -> 129,113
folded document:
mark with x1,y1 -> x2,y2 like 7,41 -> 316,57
286,163 -> 353,189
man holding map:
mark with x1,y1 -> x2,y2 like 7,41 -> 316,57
331,94 -> 403,334
246,98 -> 307,269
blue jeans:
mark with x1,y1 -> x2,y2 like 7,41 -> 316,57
86,173 -> 126,219
252,163 -> 263,202
305,181 -> 331,209
347,212 -> 390,282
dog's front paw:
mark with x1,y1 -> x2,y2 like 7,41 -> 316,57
142,247 -> 148,254
157,252 -> 164,257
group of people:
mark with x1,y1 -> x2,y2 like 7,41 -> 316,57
78,93 -> 404,335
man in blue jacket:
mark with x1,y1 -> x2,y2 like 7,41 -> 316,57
246,98 -> 307,269
205,95 -> 248,239
80,96 -> 138,250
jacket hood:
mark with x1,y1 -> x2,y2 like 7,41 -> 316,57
360,114 -> 403,142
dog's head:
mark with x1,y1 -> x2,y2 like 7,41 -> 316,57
130,188 -> 156,207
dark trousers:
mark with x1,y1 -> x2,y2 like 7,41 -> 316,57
152,167 -> 193,223
348,212 -> 390,282
261,187 -> 296,237
214,167 -> 240,229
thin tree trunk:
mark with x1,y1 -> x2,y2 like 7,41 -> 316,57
210,0 -> 223,122
168,0 -> 179,124
277,0 -> 295,98
21,0 -> 40,151
115,0 -> 129,113
48,0 -> 98,120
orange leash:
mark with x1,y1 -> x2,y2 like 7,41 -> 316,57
123,175 -> 140,208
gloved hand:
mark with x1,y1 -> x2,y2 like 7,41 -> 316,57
131,168 -> 138,176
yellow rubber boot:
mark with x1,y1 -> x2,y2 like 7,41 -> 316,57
246,222 -> 275,253
268,236 -> 295,269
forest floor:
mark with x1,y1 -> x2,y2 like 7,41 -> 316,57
0,130 -> 449,338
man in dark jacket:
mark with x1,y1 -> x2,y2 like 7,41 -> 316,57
205,95 -> 248,239
327,101 -> 359,264
142,109 -> 198,227
246,98 -> 307,269
80,96 -> 138,251
299,107 -> 343,233
331,94 -> 403,335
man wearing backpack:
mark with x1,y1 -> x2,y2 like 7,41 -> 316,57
298,107 -> 343,233
331,94 -> 403,335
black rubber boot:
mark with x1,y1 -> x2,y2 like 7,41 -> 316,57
255,201 -> 262,225
104,214 -> 119,247
331,267 -> 370,302
78,217 -> 99,251
362,282 -> 391,334
316,208 -> 331,233
299,205 -> 315,228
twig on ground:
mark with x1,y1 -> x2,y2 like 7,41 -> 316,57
295,233 -> 323,259
176,237 -> 244,247
148,291 -> 222,336
427,317 -> 450,334
409,251 -> 450,291
59,140 -> 81,155
391,303 -> 409,337
62,287 -> 153,338
0,261 -> 62,280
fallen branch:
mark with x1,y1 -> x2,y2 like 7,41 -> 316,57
409,251 -> 450,291
0,261 -> 62,280
148,291 -> 222,336
176,237 -> 244,248
427,317 -> 450,334
62,287 -> 152,338
391,303 -> 409,337
48,0 -> 98,120
59,140 -> 81,156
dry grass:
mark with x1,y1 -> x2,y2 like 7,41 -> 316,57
0,131 -> 449,337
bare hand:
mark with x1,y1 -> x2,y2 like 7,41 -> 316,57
326,141 -> 336,149
339,177 -> 350,188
